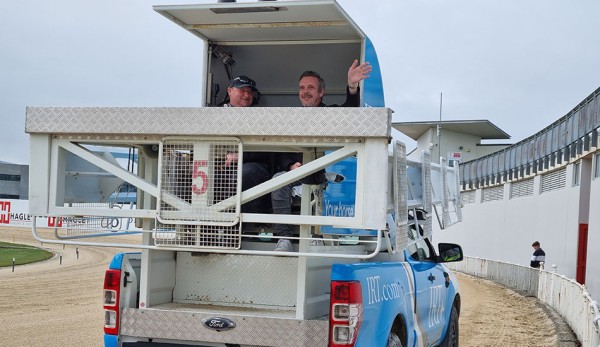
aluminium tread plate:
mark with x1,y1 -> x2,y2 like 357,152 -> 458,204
120,306 -> 328,346
150,302 -> 298,318
25,106 -> 391,138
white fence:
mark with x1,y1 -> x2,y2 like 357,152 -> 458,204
448,256 -> 600,347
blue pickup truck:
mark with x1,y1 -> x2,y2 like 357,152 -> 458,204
25,1 -> 464,346
103,219 -> 462,347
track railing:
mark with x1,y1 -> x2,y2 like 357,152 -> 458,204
447,256 -> 600,347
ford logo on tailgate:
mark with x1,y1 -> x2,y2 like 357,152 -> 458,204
203,317 -> 236,332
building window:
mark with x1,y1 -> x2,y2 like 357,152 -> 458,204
0,194 -> 19,199
0,174 -> 21,182
595,153 -> 600,178
573,162 -> 580,186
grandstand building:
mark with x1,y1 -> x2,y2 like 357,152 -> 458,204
0,161 -> 28,199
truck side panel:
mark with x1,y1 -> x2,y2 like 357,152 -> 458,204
408,259 -> 453,345
331,262 -> 420,347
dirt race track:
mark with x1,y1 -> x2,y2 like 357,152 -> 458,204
0,226 -> 577,346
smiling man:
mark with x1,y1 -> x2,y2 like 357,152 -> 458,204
271,59 -> 372,252
298,59 -> 371,107
224,75 -> 258,107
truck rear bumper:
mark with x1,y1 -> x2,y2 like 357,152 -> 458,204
120,307 -> 328,347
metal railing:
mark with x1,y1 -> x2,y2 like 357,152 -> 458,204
538,270 -> 600,347
447,256 -> 600,347
460,86 -> 600,188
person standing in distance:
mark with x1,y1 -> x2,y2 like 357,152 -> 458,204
530,241 -> 546,268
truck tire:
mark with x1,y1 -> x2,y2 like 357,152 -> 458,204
440,305 -> 459,347
387,332 -> 403,347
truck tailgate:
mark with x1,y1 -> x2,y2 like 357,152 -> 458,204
120,304 -> 328,346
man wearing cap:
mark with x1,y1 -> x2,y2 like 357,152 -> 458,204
271,59 -> 372,252
220,75 -> 273,213
224,75 -> 258,107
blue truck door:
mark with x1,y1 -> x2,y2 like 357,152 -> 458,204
406,236 -> 448,345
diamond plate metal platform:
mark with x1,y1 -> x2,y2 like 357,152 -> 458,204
120,307 -> 328,347
25,106 -> 392,138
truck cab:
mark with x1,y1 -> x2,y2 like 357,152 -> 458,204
25,1 -> 464,346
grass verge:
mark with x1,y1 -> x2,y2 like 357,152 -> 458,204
0,241 -> 54,266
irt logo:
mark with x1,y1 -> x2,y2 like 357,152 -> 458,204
0,201 -> 11,224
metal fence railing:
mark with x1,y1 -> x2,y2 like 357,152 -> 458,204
460,86 -> 600,189
538,270 -> 600,347
447,256 -> 600,347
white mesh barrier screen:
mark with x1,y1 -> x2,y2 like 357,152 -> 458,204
156,138 -> 243,249
154,223 -> 242,249
158,138 -> 241,225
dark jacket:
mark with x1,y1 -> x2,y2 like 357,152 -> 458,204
530,248 -> 546,268
242,152 -> 273,168
319,86 -> 360,107
278,86 -> 361,182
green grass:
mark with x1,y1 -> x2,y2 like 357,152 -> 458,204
0,241 -> 53,266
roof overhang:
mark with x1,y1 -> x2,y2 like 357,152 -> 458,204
392,120 -> 511,141
154,0 -> 365,44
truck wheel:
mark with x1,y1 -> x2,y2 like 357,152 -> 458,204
387,332 -> 403,347
440,305 -> 459,347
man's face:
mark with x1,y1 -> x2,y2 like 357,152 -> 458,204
299,76 -> 324,107
227,86 -> 254,107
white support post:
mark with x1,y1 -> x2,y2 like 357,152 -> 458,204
49,140 -> 67,212
358,138 -> 388,230
28,135 -> 52,215
139,154 -> 158,309
296,147 -> 317,319
296,182 -> 313,320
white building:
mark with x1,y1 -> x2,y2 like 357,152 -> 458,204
421,87 -> 600,302
393,119 -> 511,165
0,161 -> 28,199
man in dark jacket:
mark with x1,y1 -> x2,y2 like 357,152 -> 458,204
220,75 -> 273,213
530,241 -> 546,268
272,60 -> 372,251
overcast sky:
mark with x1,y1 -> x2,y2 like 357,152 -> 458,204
1,0 -> 599,165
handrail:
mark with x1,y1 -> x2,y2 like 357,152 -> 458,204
460,86 -> 600,188
32,218 -> 386,260
447,256 -> 600,347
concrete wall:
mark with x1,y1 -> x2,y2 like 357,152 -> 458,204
410,128 -> 433,161
434,150 -> 600,300
473,144 -> 510,159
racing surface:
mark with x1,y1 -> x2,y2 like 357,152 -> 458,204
456,272 -> 565,346
0,226 -> 569,346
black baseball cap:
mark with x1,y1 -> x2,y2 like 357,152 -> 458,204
229,75 -> 258,91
